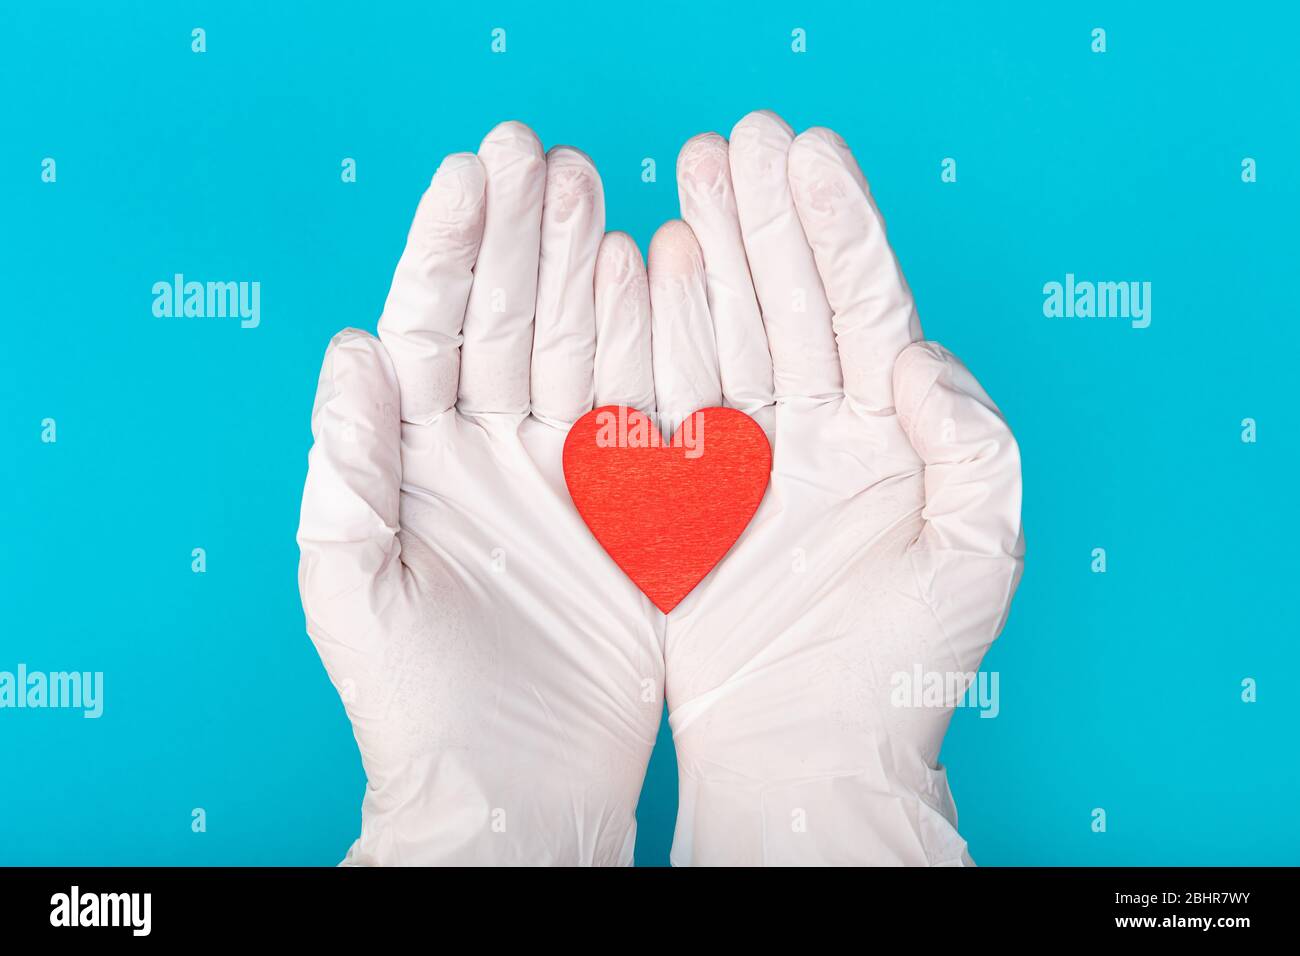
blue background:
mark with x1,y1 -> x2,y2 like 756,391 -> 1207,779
1,1 -> 1296,865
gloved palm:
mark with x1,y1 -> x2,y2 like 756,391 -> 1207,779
297,123 -> 664,865
659,112 -> 1025,865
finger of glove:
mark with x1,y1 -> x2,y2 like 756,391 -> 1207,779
457,121 -> 547,415
530,146 -> 604,426
789,127 -> 922,414
728,110 -> 841,401
377,154 -> 486,424
649,220 -> 721,438
298,329 -> 405,650
594,231 -> 655,415
894,341 -> 1023,562
677,132 -> 774,416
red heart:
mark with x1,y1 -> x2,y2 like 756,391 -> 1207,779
563,405 -> 771,613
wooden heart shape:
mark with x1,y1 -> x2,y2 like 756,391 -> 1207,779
563,405 -> 771,613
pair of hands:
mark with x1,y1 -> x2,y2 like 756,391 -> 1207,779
297,110 -> 1024,866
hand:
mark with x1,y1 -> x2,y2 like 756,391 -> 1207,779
660,111 -> 1025,865
297,122 -> 664,865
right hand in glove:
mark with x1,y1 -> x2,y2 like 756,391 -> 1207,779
296,122 -> 664,866
659,111 -> 1025,866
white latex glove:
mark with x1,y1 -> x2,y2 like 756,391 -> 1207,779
297,121 -> 664,865
660,111 -> 1025,866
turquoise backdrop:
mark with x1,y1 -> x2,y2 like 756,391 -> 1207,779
1,1 -> 1295,865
